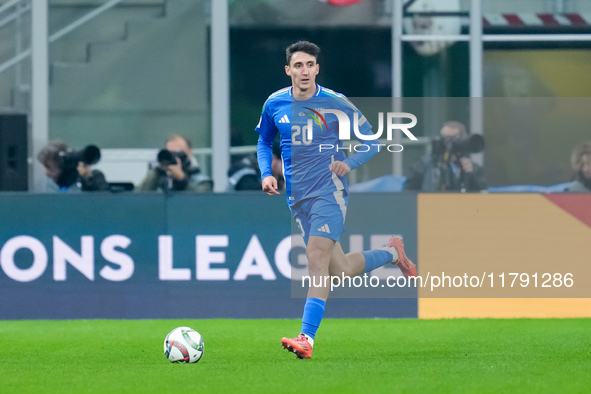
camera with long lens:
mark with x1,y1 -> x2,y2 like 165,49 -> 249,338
157,149 -> 191,171
431,134 -> 485,159
155,149 -> 201,192
61,145 -> 101,169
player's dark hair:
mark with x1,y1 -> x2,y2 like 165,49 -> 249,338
286,41 -> 320,65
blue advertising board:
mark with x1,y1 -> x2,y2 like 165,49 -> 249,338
0,192 -> 417,319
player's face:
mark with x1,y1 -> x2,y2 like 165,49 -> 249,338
285,52 -> 319,96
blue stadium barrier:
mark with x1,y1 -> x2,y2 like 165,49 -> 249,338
0,193 -> 417,320
350,175 -> 571,194
349,175 -> 407,193
487,182 -> 570,193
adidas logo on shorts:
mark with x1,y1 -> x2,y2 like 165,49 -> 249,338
317,224 -> 331,234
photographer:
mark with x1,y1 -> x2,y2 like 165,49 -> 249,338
137,135 -> 212,193
226,155 -> 262,191
405,121 -> 486,192
565,140 -> 591,193
37,141 -> 108,193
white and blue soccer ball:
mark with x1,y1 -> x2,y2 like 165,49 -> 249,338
164,326 -> 204,363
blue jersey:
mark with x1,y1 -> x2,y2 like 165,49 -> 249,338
256,84 -> 378,206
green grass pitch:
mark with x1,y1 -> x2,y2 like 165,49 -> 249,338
1,318 -> 589,393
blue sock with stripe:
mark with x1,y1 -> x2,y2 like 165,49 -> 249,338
361,249 -> 394,273
301,298 -> 326,341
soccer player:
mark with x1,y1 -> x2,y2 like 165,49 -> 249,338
255,41 -> 417,359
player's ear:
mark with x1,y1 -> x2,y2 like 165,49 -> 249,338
285,65 -> 291,76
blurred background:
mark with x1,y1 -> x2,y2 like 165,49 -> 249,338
0,0 -> 590,192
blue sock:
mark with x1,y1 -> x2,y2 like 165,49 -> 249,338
361,249 -> 394,273
301,298 -> 326,340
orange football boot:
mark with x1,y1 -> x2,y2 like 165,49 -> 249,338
281,334 -> 312,359
387,236 -> 417,278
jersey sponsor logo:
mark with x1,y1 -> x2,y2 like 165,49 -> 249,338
317,224 -> 331,234
303,107 -> 328,131
278,114 -> 290,124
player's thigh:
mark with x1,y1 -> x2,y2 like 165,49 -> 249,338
290,201 -> 312,244
306,235 -> 336,274
290,192 -> 348,245
307,191 -> 348,243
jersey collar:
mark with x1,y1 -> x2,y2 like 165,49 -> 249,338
288,84 -> 322,98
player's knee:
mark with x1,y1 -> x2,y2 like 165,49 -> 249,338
306,249 -> 331,274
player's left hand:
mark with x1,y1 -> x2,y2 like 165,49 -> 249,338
329,161 -> 351,177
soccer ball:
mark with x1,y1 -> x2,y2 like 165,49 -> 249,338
164,326 -> 204,363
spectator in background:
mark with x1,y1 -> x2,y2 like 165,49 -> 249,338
37,141 -> 109,192
226,144 -> 285,192
566,140 -> 591,193
137,135 -> 212,192
404,121 -> 486,192
227,155 -> 262,191
271,142 -> 285,191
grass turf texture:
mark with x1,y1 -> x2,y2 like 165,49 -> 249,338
1,318 -> 589,393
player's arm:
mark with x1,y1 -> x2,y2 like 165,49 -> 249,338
341,112 -> 380,172
257,136 -> 279,195
342,143 -> 379,172
255,102 -> 279,195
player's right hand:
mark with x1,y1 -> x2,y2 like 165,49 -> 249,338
262,176 -> 280,195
